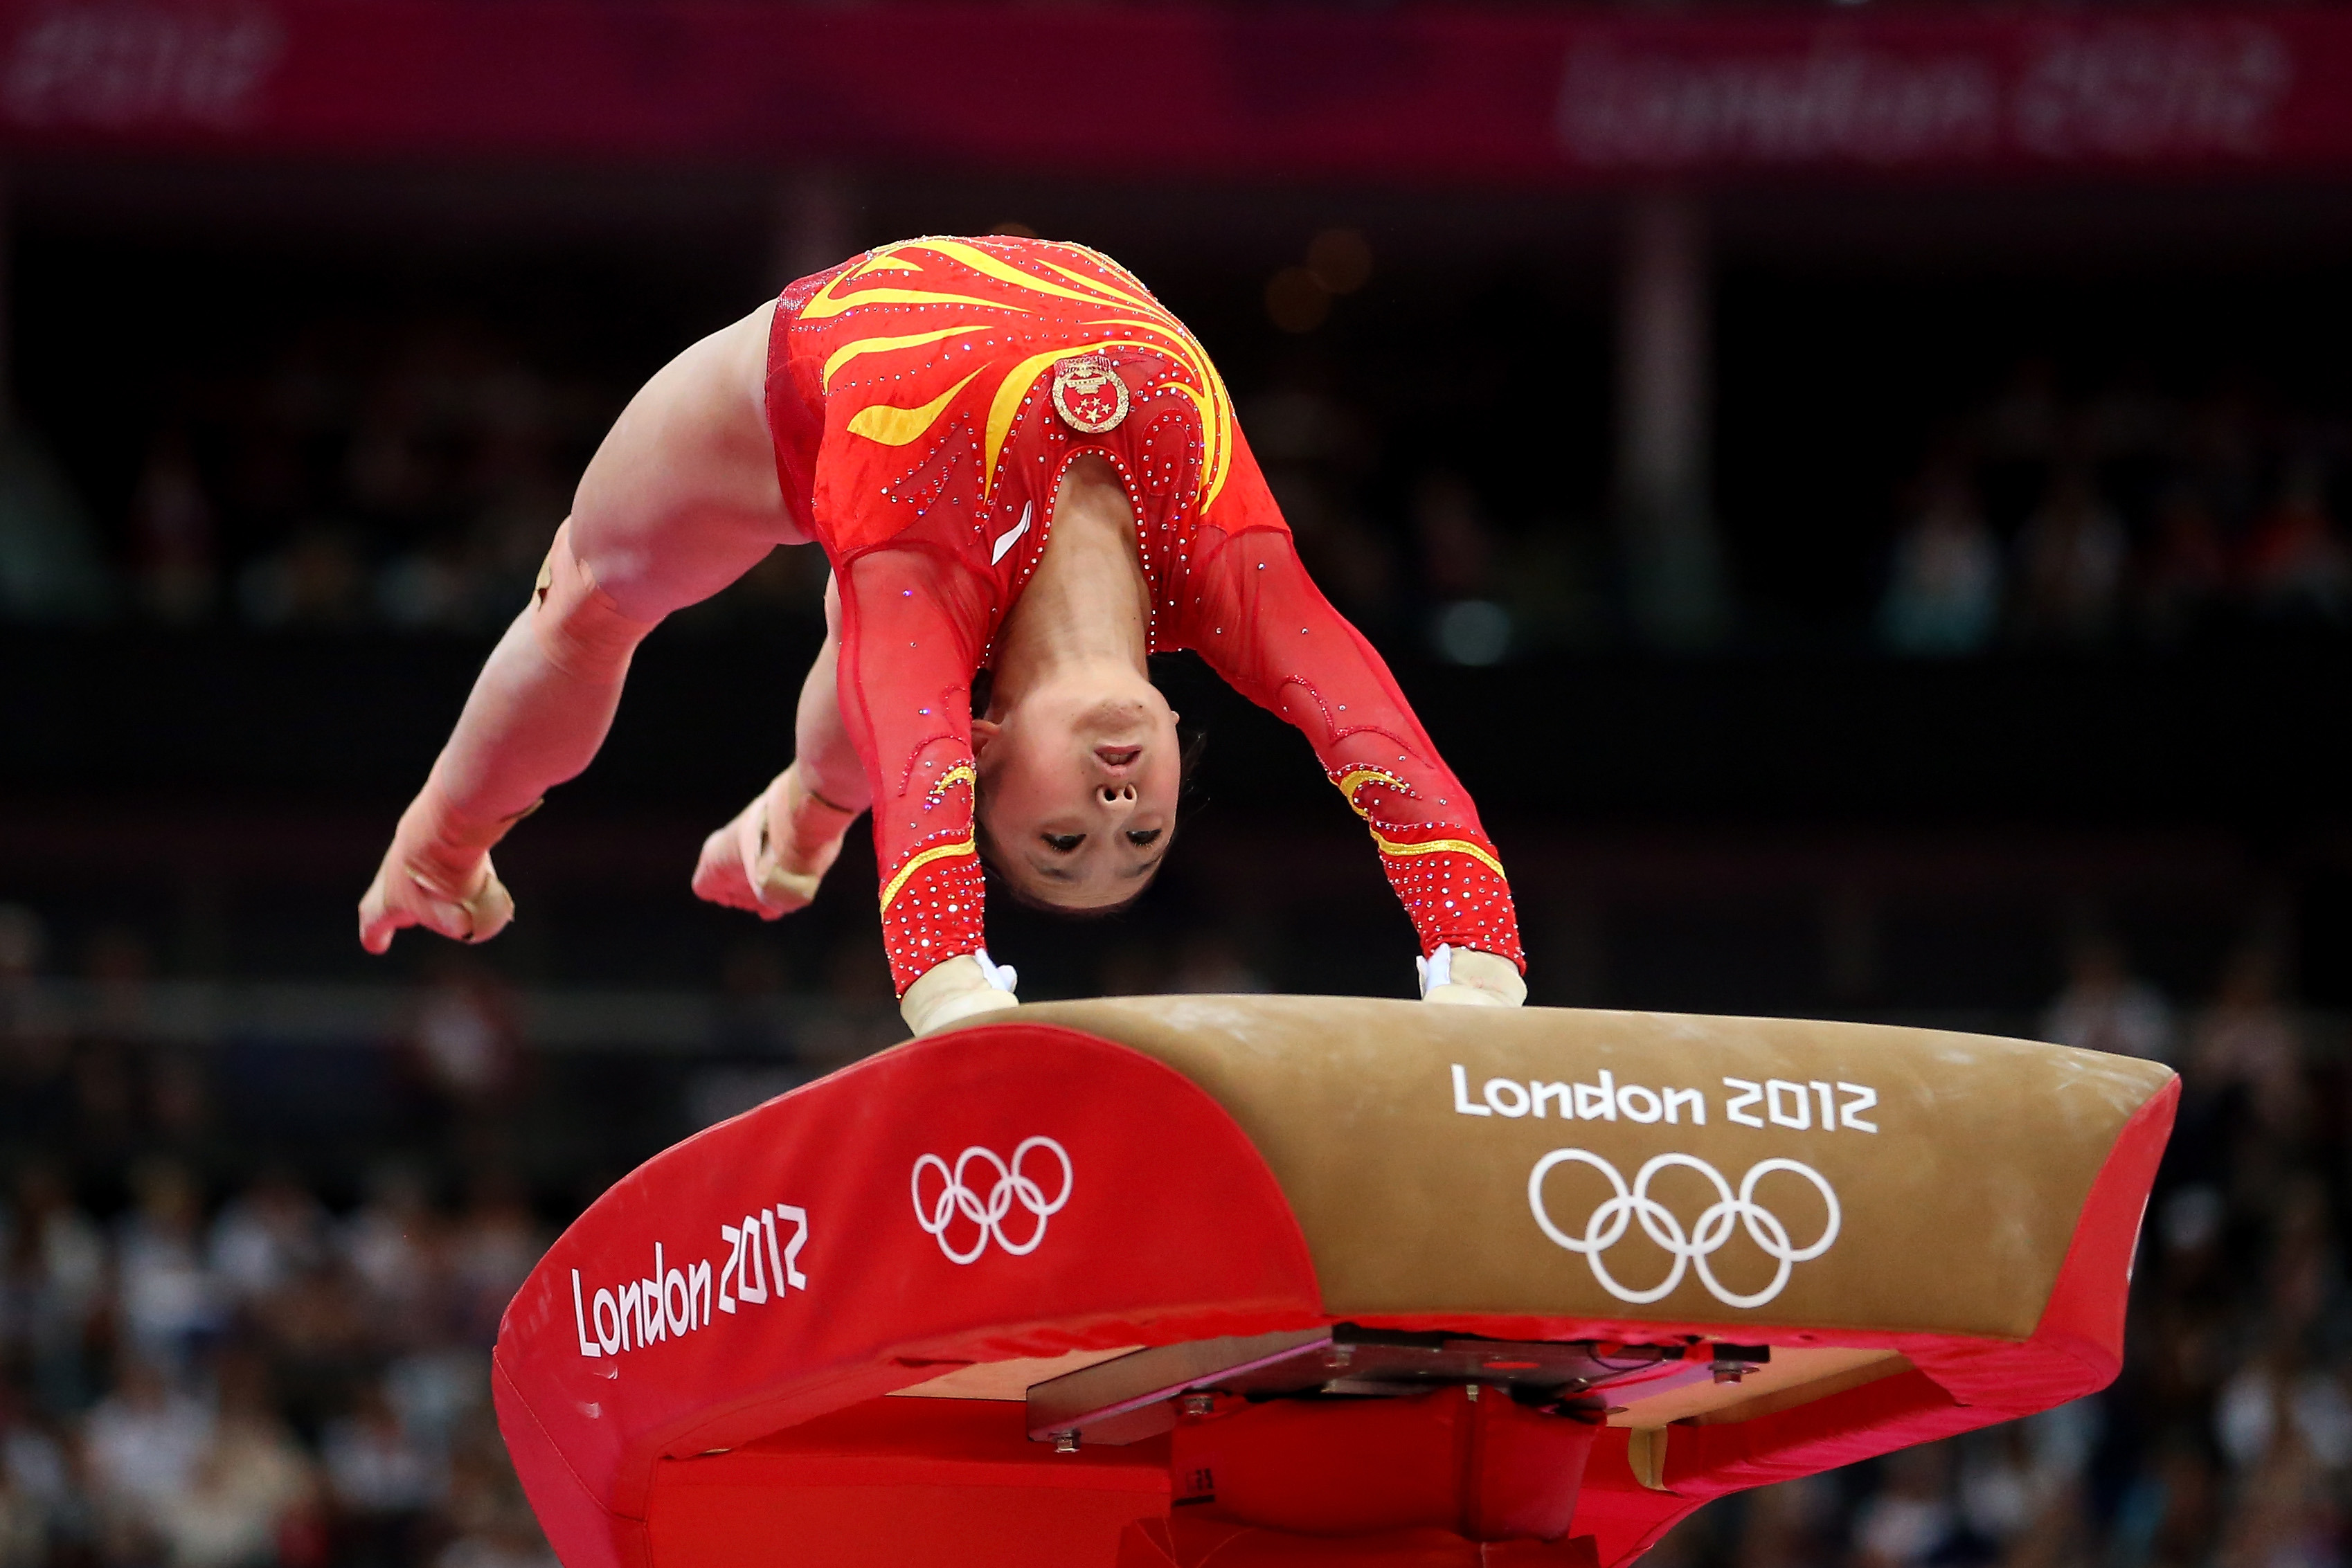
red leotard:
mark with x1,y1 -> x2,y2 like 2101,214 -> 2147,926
764,235 -> 1523,995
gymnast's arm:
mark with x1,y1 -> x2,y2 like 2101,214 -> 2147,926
358,300 -> 801,953
1187,522 -> 1528,1007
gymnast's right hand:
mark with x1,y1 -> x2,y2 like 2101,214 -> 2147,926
692,762 -> 858,921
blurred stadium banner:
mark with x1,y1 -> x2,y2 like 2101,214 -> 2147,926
0,1 -> 2345,181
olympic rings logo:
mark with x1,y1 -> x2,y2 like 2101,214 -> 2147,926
1527,1150 -> 1840,1309
910,1137 -> 1074,1265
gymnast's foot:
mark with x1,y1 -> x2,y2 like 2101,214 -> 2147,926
692,762 -> 859,919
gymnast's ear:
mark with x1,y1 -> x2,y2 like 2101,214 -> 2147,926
970,718 -> 1002,756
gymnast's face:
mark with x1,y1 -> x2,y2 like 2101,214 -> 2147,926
972,682 -> 1181,909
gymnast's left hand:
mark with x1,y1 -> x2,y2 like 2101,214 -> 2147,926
1419,947 -> 1527,1007
359,847 -> 516,953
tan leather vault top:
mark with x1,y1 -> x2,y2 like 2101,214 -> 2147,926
972,997 -> 2174,1340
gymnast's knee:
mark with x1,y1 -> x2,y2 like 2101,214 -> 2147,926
530,521 -> 658,681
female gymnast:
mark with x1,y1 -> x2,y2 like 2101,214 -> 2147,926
358,235 -> 1526,1033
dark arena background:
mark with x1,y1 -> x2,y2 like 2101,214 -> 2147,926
1,5 -> 2349,1567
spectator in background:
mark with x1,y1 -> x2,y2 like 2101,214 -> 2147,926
322,1378 -> 440,1556
2013,465 -> 2128,645
132,429 -> 220,625
1853,1443 -> 1959,1568
0,425 -> 112,625
383,1345 -> 489,1472
2106,1432 -> 2220,1568
1240,359 -> 1394,631
1726,1475 -> 1840,1568
150,1050 -> 225,1176
2190,937 -> 2306,1138
151,1352 -> 321,1568
0,1459 -> 44,1568
260,1250 -> 372,1442
237,527 -> 367,629
0,1385 -> 70,1568
1955,1400 -> 2099,1565
436,1508 -> 555,1568
1980,358 -> 2065,466
0,910 -> 71,1161
6,1165 -> 106,1414
2181,374 -> 2267,546
1880,467 -> 2002,655
210,1171 -> 330,1308
82,1356 -> 213,1537
2137,487 -> 2228,645
1973,358 -> 2063,532
460,401 -> 567,618
2042,934 -> 2176,1063
375,534 -> 490,636
339,1166 -> 442,1342
433,1411 -> 555,1568
446,1176 -> 541,1346
2243,458 -> 2351,629
1413,471 -> 1498,606
1415,472 -> 1511,665
404,964 -> 524,1119
0,906 -> 44,1027
116,1161 -> 223,1373
1498,514 -> 1607,656
403,962 -> 529,1176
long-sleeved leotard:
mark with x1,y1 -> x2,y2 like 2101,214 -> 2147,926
765,235 -> 1522,995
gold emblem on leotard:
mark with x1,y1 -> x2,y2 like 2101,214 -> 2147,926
1050,355 -> 1130,434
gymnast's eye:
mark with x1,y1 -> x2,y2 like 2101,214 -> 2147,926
1126,829 -> 1162,848
1041,833 -> 1085,854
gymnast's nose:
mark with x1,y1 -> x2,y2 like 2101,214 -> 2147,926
1097,782 -> 1138,815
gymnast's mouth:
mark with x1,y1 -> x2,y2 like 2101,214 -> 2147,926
1095,745 -> 1142,773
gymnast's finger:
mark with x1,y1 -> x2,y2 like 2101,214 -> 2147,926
357,872 -> 411,954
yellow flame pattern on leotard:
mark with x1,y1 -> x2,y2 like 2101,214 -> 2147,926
810,237 -> 1237,516
822,327 -> 981,393
877,836 -> 976,912
1370,833 -> 1509,883
922,761 -> 977,812
1333,766 -> 1415,820
842,370 -> 981,448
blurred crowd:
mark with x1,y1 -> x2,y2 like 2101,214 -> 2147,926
3,298 -> 2349,661
0,1159 -> 551,1568
0,907 -> 558,1568
0,303 -> 1561,660
0,309 -> 839,640
1879,363 -> 2352,655
4,869 -> 2348,1568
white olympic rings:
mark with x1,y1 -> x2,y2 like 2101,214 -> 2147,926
1527,1149 -> 1840,1309
910,1137 -> 1074,1264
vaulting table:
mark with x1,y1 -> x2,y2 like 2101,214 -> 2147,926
494,996 -> 2175,1568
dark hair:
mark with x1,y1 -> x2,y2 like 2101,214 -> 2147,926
971,726 -> 1208,919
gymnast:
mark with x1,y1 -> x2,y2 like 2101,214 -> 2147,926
358,235 -> 1526,1034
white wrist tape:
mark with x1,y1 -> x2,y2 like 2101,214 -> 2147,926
1415,943 -> 1455,999
973,948 -> 1019,995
